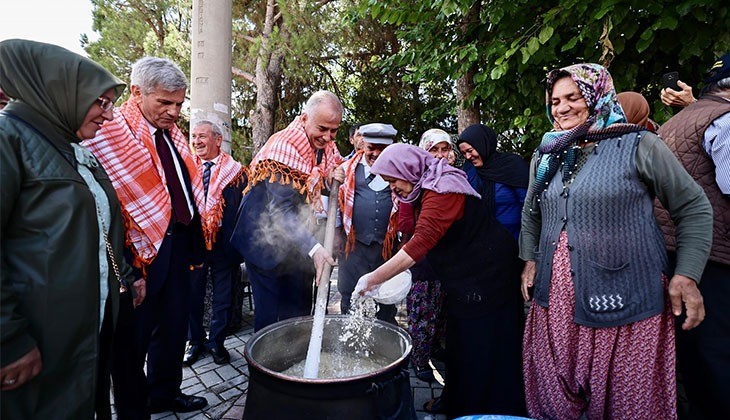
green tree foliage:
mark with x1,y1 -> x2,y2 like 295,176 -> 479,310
84,0 -> 192,96
83,0 -> 728,160
332,6 -> 458,147
359,0 -> 730,154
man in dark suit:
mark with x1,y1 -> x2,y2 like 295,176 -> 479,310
230,91 -> 342,332
83,57 -> 207,418
184,120 -> 246,366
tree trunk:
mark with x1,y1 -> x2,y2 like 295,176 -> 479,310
251,0 -> 284,153
456,68 -> 480,133
456,1 -> 481,134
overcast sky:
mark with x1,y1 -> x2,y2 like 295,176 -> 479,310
1,0 -> 96,56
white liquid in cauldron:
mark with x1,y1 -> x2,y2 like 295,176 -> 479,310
281,298 -> 391,379
281,351 -> 390,378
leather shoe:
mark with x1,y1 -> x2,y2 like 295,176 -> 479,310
183,343 -> 205,366
149,393 -> 208,413
414,366 -> 436,383
208,344 -> 230,365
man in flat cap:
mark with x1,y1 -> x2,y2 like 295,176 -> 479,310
655,52 -> 730,419
333,123 -> 399,323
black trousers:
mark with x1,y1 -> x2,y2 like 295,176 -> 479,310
676,259 -> 730,420
338,241 -> 397,324
188,258 -> 235,348
247,262 -> 313,332
111,231 -> 194,420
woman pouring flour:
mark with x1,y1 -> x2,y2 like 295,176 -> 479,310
354,143 -> 526,418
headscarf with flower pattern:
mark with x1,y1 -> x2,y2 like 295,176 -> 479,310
533,63 -> 644,198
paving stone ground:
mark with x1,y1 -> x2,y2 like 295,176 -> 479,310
111,267 -> 447,420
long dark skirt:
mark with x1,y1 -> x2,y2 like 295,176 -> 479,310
446,300 -> 526,419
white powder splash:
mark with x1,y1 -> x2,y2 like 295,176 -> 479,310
339,297 -> 377,357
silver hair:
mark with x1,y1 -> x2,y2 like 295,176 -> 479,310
302,90 -> 343,116
193,120 -> 222,138
130,57 -> 187,94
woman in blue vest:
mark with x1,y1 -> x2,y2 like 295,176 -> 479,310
519,63 -> 712,419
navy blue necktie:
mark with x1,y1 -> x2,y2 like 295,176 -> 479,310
203,161 -> 214,200
154,129 -> 192,225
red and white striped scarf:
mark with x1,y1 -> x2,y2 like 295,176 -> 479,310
248,116 -> 343,211
82,99 -> 205,268
197,152 -> 246,250
338,151 -> 399,259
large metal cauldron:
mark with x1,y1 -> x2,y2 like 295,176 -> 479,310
243,315 -> 416,420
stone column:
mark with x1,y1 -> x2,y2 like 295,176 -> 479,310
190,0 -> 233,153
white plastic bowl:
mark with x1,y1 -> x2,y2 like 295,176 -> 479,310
371,270 -> 412,305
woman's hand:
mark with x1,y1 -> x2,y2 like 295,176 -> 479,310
353,273 -> 378,298
668,274 -> 705,330
521,260 -> 536,301
0,347 -> 42,391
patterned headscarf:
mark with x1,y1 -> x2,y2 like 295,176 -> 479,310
370,143 -> 480,204
418,128 -> 452,153
533,63 -> 643,197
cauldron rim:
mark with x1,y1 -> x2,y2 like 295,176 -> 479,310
244,315 -> 412,383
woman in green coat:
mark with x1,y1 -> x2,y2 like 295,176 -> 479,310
0,39 -> 135,419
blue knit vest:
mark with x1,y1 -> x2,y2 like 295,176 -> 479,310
532,132 -> 668,328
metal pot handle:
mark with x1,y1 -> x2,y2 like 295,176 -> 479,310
366,369 -> 414,419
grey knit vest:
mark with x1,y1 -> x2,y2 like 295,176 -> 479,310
352,164 -> 392,246
532,132 -> 668,328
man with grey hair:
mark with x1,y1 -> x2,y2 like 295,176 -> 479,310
83,57 -> 208,417
655,52 -> 730,419
183,120 -> 246,367
230,90 -> 343,331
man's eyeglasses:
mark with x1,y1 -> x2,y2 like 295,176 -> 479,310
96,97 -> 115,112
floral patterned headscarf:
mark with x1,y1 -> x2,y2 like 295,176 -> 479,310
533,63 -> 642,198
418,128 -> 452,153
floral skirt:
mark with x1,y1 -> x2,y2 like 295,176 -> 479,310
406,258 -> 446,368
523,231 -> 676,420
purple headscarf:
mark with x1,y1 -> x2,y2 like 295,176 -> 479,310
370,143 -> 480,203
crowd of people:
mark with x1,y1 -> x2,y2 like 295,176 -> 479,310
1,36 -> 728,420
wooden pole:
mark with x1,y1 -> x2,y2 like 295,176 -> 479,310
303,180 -> 341,379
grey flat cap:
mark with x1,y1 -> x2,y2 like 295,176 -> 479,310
359,123 -> 397,145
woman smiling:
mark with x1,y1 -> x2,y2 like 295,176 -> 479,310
519,63 -> 712,419
358,143 -> 527,418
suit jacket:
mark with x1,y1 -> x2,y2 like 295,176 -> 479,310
126,137 -> 205,296
208,176 -> 246,267
231,177 -> 317,272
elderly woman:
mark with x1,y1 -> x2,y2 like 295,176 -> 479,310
520,63 -> 712,419
0,39 -> 135,419
457,124 -> 529,239
358,143 -> 526,418
402,129 -> 454,385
